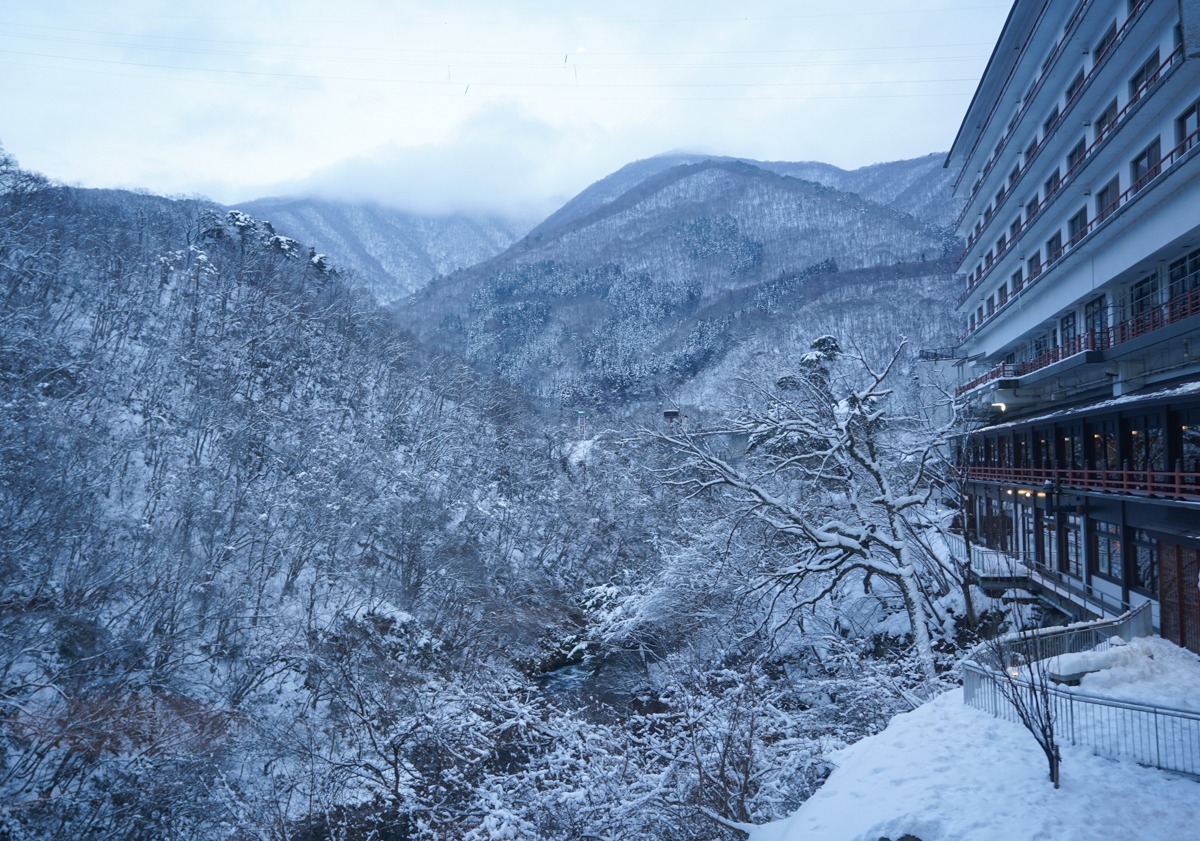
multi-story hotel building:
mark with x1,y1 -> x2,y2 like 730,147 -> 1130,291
946,0 -> 1200,652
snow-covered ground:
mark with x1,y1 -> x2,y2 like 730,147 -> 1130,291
750,671 -> 1200,841
1049,636 -> 1200,711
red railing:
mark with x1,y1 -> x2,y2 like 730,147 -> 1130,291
962,465 -> 1200,501
958,102 -> 1196,332
955,285 -> 1200,397
956,40 -> 1182,309
955,1 -> 1140,224
953,0 -> 1086,197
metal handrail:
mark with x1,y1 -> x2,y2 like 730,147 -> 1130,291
943,532 -> 1133,619
965,602 -> 1153,666
961,603 -> 1200,778
962,664 -> 1200,777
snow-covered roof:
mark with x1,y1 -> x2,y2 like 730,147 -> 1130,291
974,380 -> 1200,434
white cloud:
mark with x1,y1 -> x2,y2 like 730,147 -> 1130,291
0,0 -> 1010,212
263,107 -> 610,216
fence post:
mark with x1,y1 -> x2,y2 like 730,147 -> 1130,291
1068,692 -> 1076,746
1155,709 -> 1162,769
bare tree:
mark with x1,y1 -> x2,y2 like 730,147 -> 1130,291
973,606 -> 1063,788
655,338 -> 957,685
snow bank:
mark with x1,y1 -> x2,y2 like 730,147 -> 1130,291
1052,636 -> 1200,711
748,688 -> 1200,841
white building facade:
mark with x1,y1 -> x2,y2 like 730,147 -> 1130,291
946,0 -> 1200,653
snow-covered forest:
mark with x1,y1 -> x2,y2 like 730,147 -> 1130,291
2,143 -> 997,839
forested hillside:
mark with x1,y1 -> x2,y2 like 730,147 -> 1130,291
1,146 -> 983,840
408,157 -> 961,409
234,196 -> 533,303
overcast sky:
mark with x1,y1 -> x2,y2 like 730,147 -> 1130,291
0,0 -> 1011,216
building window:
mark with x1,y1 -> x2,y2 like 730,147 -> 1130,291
1130,273 -> 1158,317
998,283 -> 1009,306
986,294 -> 996,316
1127,415 -> 1165,473
1009,164 -> 1021,189
1085,295 -> 1108,335
1043,168 -> 1061,198
1095,175 -> 1120,221
1018,504 -> 1036,561
1043,106 -> 1060,136
1041,513 -> 1059,570
1177,100 -> 1199,149
1168,247 -> 1200,297
1066,68 -> 1085,102
1130,528 -> 1158,594
1064,514 -> 1084,577
1028,250 -> 1042,279
1095,98 -> 1118,142
997,234 -> 1007,255
1025,138 -> 1038,165
1010,216 -> 1022,239
1060,312 -> 1076,346
1067,206 -> 1088,245
1182,412 -> 1200,479
1091,520 -> 1123,581
1066,137 -> 1087,172
1045,230 -> 1063,262
1011,268 -> 1024,293
1094,22 -> 1117,61
1026,193 -> 1040,221
1129,49 -> 1161,103
1033,333 -> 1049,358
1130,137 -> 1161,192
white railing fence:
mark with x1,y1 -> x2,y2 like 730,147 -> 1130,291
962,604 -> 1199,778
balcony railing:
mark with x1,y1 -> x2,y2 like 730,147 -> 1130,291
957,43 -> 1185,311
953,0 -> 1098,199
961,464 -> 1200,502
956,1 -> 1142,230
955,284 -> 1200,397
962,604 -> 1200,780
943,533 -> 1133,619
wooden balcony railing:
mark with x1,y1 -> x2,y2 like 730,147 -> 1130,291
962,465 -> 1200,501
955,285 -> 1200,397
957,41 -> 1184,310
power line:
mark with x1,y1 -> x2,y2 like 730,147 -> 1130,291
0,28 -> 989,70
0,55 -> 976,102
0,20 -> 996,58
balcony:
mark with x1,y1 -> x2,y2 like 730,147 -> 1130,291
956,44 -> 1186,314
954,2 -> 1142,228
955,284 -> 1200,397
961,464 -> 1200,502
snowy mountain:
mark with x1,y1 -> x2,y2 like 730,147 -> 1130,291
2,146 -> 996,841
233,196 -> 535,302
530,152 -> 959,240
404,154 -> 962,409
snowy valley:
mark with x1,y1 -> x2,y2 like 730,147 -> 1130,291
2,140 -> 1196,841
